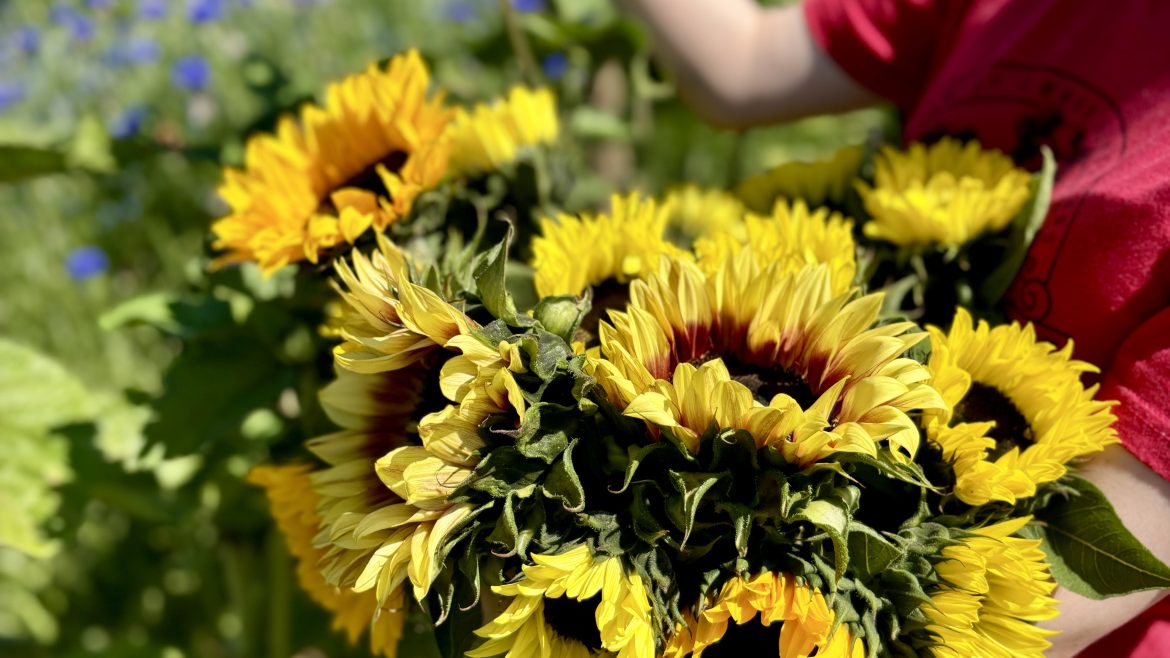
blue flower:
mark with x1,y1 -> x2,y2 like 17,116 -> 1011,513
171,55 -> 210,92
511,0 -> 545,12
541,52 -> 567,80
70,15 -> 96,41
87,0 -> 113,9
15,26 -> 40,55
139,0 -> 168,20
127,37 -> 160,64
109,106 -> 148,139
187,0 -> 225,23
65,246 -> 110,280
51,5 -> 97,42
444,0 -> 476,23
0,80 -> 25,111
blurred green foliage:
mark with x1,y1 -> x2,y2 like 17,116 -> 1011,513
0,0 -> 890,656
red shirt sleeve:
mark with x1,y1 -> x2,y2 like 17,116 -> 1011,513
802,0 -> 965,109
1100,308 -> 1170,480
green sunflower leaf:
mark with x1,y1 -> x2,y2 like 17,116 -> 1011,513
793,499 -> 850,585
1032,475 -> 1170,599
848,523 -> 902,581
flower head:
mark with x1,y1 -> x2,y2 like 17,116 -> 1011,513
211,51 -> 452,273
926,308 -> 1117,505
532,192 -> 683,298
311,238 -> 524,607
665,572 -> 864,658
591,252 -> 944,465
923,517 -> 1059,658
693,199 -> 855,295
660,185 -> 747,246
445,85 -> 559,177
468,545 -> 656,658
735,145 -> 864,214
66,246 -> 109,280
856,138 -> 1031,248
187,0 -> 224,23
172,55 -> 211,92
542,52 -> 569,80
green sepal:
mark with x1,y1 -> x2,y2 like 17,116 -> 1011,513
459,446 -> 542,499
515,329 -> 575,382
472,234 -> 523,326
666,470 -> 727,549
1031,475 -> 1170,599
541,439 -> 586,512
532,294 -> 589,343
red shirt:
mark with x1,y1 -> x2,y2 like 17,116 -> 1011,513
803,0 -> 1170,654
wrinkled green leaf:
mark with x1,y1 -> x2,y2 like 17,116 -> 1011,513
794,499 -> 850,585
848,524 -> 902,581
1034,476 -> 1170,599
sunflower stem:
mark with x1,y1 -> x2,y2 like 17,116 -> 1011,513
498,0 -> 542,87
266,528 -> 292,658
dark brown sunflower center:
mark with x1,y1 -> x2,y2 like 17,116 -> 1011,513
692,354 -> 818,408
543,595 -> 603,652
316,149 -> 409,215
702,620 -> 781,658
953,382 -> 1034,460
575,279 -> 630,345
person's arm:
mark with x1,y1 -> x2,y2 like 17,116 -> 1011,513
1044,445 -> 1170,657
617,0 -> 878,128
1045,307 -> 1170,656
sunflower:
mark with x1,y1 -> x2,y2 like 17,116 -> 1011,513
923,517 -> 1059,658
926,308 -> 1117,505
212,50 -> 452,273
660,185 -> 747,246
248,464 -> 404,657
531,192 -> 684,298
446,85 -> 559,177
664,572 -> 864,658
693,199 -> 856,295
856,138 -> 1032,248
590,251 -> 944,465
309,236 -> 525,608
735,145 -> 864,214
467,545 -> 656,658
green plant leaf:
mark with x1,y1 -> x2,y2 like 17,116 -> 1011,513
848,524 -> 902,581
472,236 -> 519,325
794,499 -> 850,585
1034,476 -> 1170,599
980,145 -> 1055,306
0,144 -> 68,183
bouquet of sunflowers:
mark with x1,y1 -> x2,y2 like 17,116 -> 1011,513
206,50 -> 1170,658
